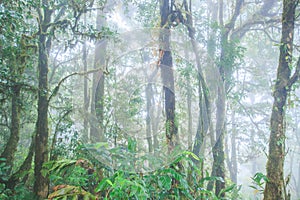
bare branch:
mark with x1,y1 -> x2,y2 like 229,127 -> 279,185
231,18 -> 280,39
48,68 -> 105,103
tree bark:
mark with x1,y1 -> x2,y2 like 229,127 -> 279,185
159,0 -> 178,152
145,83 -> 153,153
214,83 -> 226,197
0,84 -> 21,170
0,34 -> 29,171
83,13 -> 89,136
7,134 -> 34,189
91,8 -> 106,143
34,2 -> 52,198
225,110 -> 238,184
263,0 -> 297,199
182,0 -> 212,167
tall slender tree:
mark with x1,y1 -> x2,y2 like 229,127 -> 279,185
34,1 -> 52,197
264,0 -> 299,199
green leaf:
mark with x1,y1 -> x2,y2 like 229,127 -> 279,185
95,178 -> 110,192
183,151 -> 200,161
158,176 -> 172,191
163,168 -> 182,180
218,184 -> 236,197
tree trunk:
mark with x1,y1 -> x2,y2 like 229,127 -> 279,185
83,13 -> 89,136
145,83 -> 153,153
263,0 -> 297,199
34,4 -> 52,198
159,0 -> 178,151
182,0 -> 212,167
214,83 -> 226,197
187,77 -> 193,150
7,134 -> 34,189
230,118 -> 237,184
0,84 -> 21,170
227,110 -> 237,183
91,8 -> 106,143
0,34 -> 29,171
230,111 -> 238,183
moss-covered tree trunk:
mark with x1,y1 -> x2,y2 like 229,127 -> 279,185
34,2 -> 52,198
159,0 -> 178,151
263,0 -> 297,199
214,83 -> 226,196
7,135 -> 34,189
0,35 -> 29,171
0,84 -> 21,170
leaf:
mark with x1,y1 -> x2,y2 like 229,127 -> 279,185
218,184 -> 236,197
183,151 -> 200,161
95,178 -> 110,192
163,168 -> 182,180
158,176 -> 172,191
129,185 -> 139,197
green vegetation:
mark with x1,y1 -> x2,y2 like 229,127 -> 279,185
0,0 -> 300,199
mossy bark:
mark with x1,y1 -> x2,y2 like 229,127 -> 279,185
159,0 -> 178,151
0,84 -> 21,170
263,0 -> 297,199
34,3 -> 52,198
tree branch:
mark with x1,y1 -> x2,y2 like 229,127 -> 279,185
225,0 -> 244,33
48,68 -> 105,103
231,18 -> 280,39
288,56 -> 300,90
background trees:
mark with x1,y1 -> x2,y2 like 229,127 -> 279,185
0,0 -> 299,199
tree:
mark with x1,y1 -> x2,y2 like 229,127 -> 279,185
32,0 -> 105,197
90,7 -> 107,143
159,0 -> 178,152
0,1 -> 37,189
263,0 -> 299,199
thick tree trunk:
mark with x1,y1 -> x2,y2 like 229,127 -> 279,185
91,8 -> 106,143
160,0 -> 178,151
34,4 -> 52,198
263,0 -> 297,199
